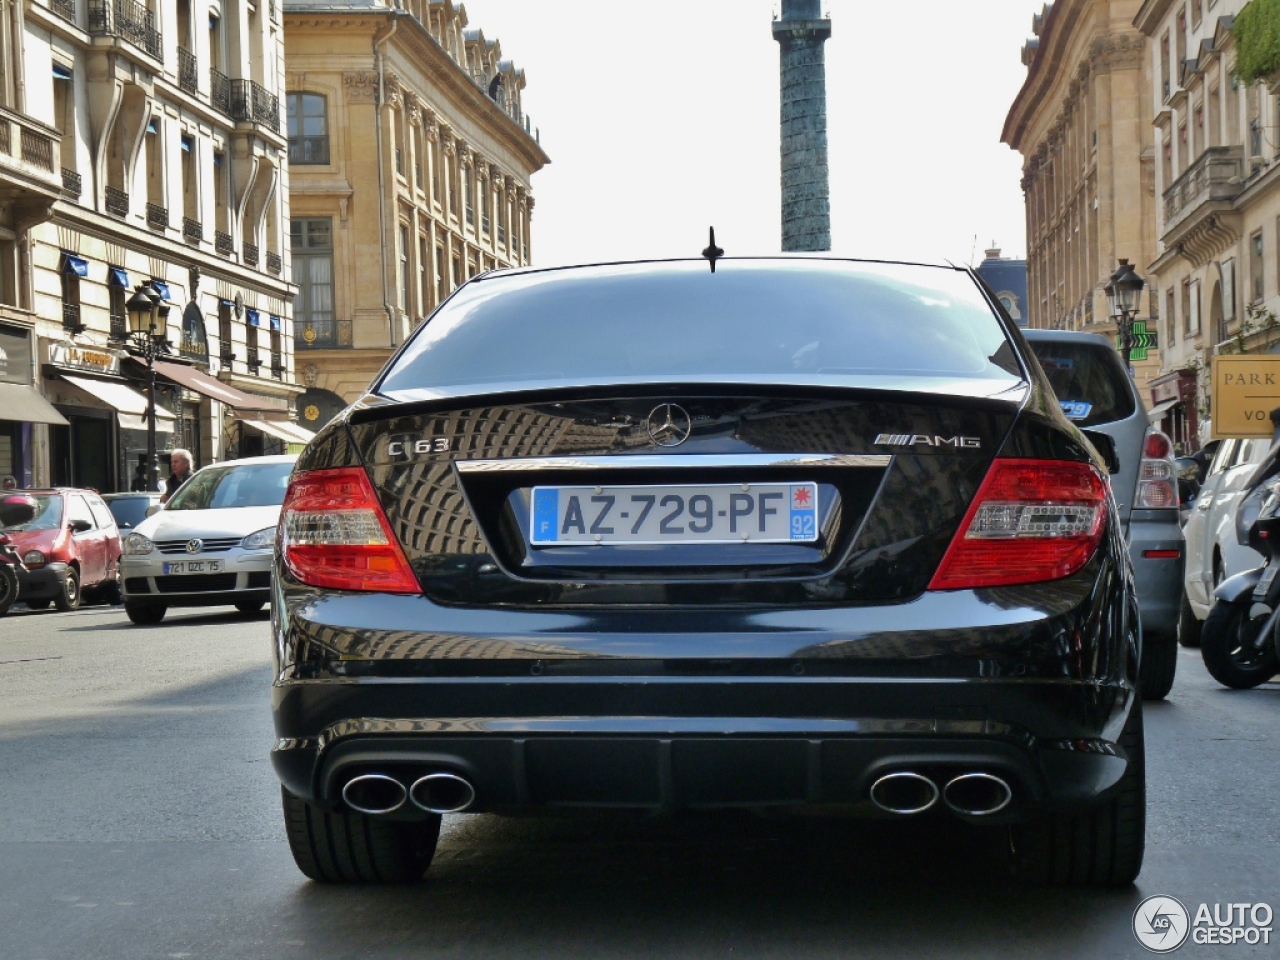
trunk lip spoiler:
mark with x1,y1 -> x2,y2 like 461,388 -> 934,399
455,453 -> 894,473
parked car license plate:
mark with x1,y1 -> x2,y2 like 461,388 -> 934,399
162,560 -> 224,575
530,482 -> 819,545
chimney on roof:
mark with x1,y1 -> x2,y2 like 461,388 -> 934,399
984,245 -> 1002,261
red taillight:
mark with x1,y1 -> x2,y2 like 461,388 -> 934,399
279,467 -> 420,594
928,458 -> 1108,591
1143,431 -> 1172,460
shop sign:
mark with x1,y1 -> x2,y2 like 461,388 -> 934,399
0,323 -> 34,385
47,340 -> 125,376
180,303 -> 209,363
1212,355 -> 1280,438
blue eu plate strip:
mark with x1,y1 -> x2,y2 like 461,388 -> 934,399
532,488 -> 559,543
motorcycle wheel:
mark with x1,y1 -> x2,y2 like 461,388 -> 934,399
1200,600 -> 1280,690
0,565 -> 16,616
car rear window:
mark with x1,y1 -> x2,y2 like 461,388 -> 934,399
1027,340 -> 1137,427
1,494 -> 61,532
378,260 -> 1022,398
106,497 -> 152,530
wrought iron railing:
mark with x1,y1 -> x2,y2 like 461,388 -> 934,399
183,217 -> 202,243
270,360 -> 285,380
215,231 -> 235,256
88,0 -> 162,60
62,168 -> 81,196
243,243 -> 259,267
52,0 -> 77,24
146,202 -> 168,229
104,185 -> 129,218
178,47 -> 198,94
0,120 -> 8,155
20,128 -> 53,171
266,251 -> 282,275
109,313 -> 127,342
230,80 -> 280,131
62,301 -> 82,332
246,332 -> 260,371
210,69 -> 231,116
295,318 -> 352,349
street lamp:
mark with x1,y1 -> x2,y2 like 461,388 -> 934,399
1106,259 -> 1146,373
125,282 -> 170,493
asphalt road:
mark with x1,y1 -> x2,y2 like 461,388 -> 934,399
0,602 -> 1277,960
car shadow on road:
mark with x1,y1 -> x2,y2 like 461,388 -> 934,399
56,607 -> 271,631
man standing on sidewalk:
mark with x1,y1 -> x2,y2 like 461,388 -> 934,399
160,449 -> 193,505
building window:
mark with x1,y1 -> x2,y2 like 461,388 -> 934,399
1252,230 -> 1265,302
436,245 -> 446,300
61,265 -> 82,333
181,135 -> 198,226
418,236 -> 429,314
292,218 -> 336,346
399,223 -> 410,310
287,93 -> 329,165
1166,288 -> 1177,346
218,299 -> 234,366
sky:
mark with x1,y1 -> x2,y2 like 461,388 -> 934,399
464,0 -> 1049,269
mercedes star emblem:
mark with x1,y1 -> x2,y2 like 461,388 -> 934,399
186,539 -> 203,554
646,403 -> 693,447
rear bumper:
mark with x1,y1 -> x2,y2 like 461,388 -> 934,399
16,562 -> 69,600
1128,510 -> 1184,640
271,552 -> 1140,817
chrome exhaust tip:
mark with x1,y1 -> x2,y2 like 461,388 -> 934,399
942,772 -> 1013,816
341,774 -> 408,815
869,771 -> 939,815
410,772 -> 476,815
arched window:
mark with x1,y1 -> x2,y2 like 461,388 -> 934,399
287,92 -> 329,165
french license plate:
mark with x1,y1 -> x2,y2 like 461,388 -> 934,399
162,560 -> 224,575
530,482 -> 819,545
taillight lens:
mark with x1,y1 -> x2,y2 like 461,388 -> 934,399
928,458 -> 1108,590
1135,429 -> 1178,509
280,467 -> 420,594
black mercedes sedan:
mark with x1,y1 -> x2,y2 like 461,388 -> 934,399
270,258 -> 1144,887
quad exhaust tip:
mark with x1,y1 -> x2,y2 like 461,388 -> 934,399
869,771 -> 939,815
341,774 -> 408,816
410,772 -> 477,815
942,772 -> 1013,816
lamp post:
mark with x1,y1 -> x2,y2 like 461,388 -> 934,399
125,282 -> 170,493
1106,259 -> 1146,374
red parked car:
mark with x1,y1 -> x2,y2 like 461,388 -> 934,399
1,488 -> 123,611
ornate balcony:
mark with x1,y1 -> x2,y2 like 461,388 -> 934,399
1163,146 -> 1244,237
51,0 -> 76,25
88,0 -> 162,62
182,217 -> 203,244
146,202 -> 168,229
230,80 -> 280,131
210,69 -> 231,116
243,243 -> 259,267
215,231 -> 235,256
296,318 -> 352,349
61,168 -> 82,197
266,251 -> 282,275
62,302 -> 83,334
104,185 -> 129,218
178,47 -> 198,95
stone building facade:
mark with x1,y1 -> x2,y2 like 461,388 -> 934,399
1136,0 -> 1280,450
282,0 -> 549,429
1003,1 -> 1162,388
1,0 -> 302,491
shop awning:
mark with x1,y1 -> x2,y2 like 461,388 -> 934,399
61,374 -> 176,420
62,254 -> 88,277
1148,399 -> 1180,423
148,358 -> 281,414
238,418 -> 315,446
0,382 -> 70,426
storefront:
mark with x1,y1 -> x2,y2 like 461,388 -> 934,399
0,323 -> 68,486
43,340 -> 175,492
1149,369 -> 1200,454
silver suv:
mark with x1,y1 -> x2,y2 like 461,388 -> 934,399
1023,329 -> 1183,700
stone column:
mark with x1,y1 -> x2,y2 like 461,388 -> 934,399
773,0 -> 831,252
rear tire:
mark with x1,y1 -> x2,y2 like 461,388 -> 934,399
1200,600 -> 1279,690
1177,592 -> 1201,648
124,602 -> 167,625
0,566 -> 16,615
1139,630 -> 1177,700
53,568 -> 80,612
281,787 -> 441,884
1011,698 -> 1145,887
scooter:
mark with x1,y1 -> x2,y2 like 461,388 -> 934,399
0,494 -> 39,617
1200,471 -> 1280,689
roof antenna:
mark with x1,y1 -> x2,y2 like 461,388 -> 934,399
702,227 -> 724,273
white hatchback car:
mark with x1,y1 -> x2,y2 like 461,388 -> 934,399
1182,437 -> 1272,643
119,455 -> 296,624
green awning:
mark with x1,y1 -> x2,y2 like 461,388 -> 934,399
0,382 -> 70,426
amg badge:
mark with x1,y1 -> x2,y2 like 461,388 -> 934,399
874,433 -> 981,449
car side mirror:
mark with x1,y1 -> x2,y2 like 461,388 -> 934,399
1176,456 -> 1200,482
1081,429 -> 1120,475
70,519 -> 93,534
145,504 -> 162,517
